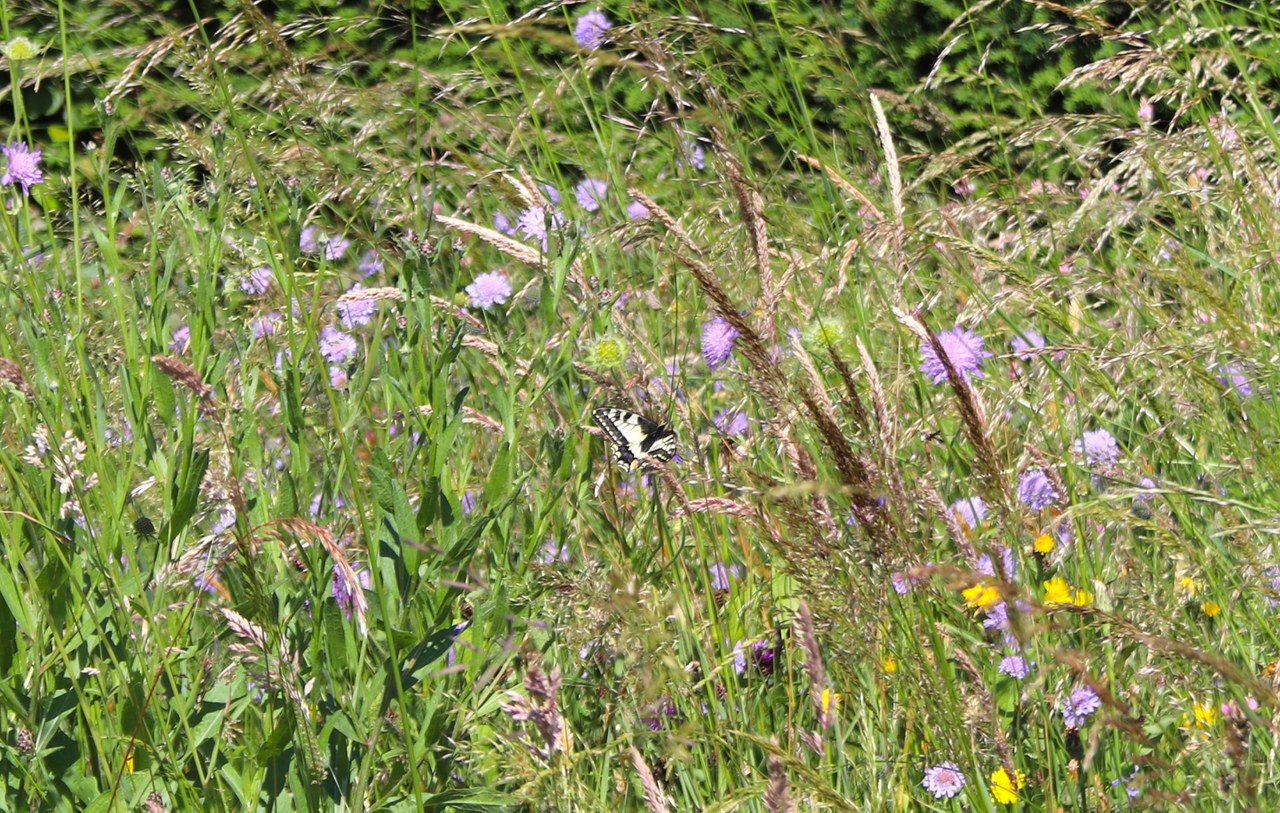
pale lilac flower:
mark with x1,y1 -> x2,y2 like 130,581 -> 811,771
1217,363 -> 1252,397
540,184 -> 561,204
332,564 -> 370,620
324,235 -> 350,261
1011,329 -> 1046,360
708,562 -> 741,591
329,365 -> 349,389
539,539 -> 570,564
731,640 -> 748,675
1018,469 -> 1059,510
953,177 -> 975,197
626,199 -> 650,220
950,496 -> 988,532
922,762 -> 966,799
714,409 -> 749,436
919,327 -> 992,384
702,316 -> 739,369
890,571 -> 914,594
681,138 -> 706,171
319,326 -> 357,363
517,206 -> 562,251
170,325 -> 190,354
239,266 -> 273,296
1076,428 -> 1120,467
494,211 -> 516,235
358,250 -> 383,277
461,490 -> 476,515
1138,99 -> 1154,122
999,655 -> 1030,679
573,8 -> 612,48
575,177 -> 608,212
299,226 -> 322,255
336,285 -> 378,328
1,142 -> 44,193
1061,685 -> 1102,729
975,545 -> 1015,579
251,312 -> 283,340
465,271 -> 512,310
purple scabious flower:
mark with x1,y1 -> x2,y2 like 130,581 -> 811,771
239,266 -> 274,296
332,564 -> 370,620
922,762 -> 966,799
575,177 -> 608,212
540,184 -> 561,204
517,206 -> 562,251
539,539 -> 571,564
358,250 -> 383,277
999,655 -> 1030,679
1011,329 -> 1046,360
750,640 -> 777,676
573,8 -> 612,48
890,571 -> 915,594
465,271 -> 512,310
680,137 -> 706,171
324,235 -> 350,261
319,325 -> 358,364
461,490 -> 477,515
708,562 -> 741,591
919,327 -> 992,385
975,545 -> 1016,579
714,409 -> 749,437
626,199 -> 650,220
329,365 -> 349,389
336,285 -> 378,328
1076,428 -> 1120,467
170,325 -> 190,354
702,316 -> 740,369
1018,468 -> 1059,510
1265,566 -> 1280,608
251,312 -> 283,340
1,142 -> 44,193
950,496 -> 988,532
1061,685 -> 1102,729
494,211 -> 517,235
731,640 -> 748,675
1217,363 -> 1252,397
299,226 -> 322,255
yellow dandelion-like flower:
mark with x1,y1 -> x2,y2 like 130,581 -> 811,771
1179,576 -> 1204,597
1193,702 -> 1216,728
2,36 -> 38,61
1072,586 -> 1094,607
1201,600 -> 1221,618
821,687 -> 841,715
989,767 -> 1025,804
1043,577 -> 1072,605
1033,533 -> 1055,554
586,336 -> 628,371
963,583 -> 1002,610
882,657 -> 898,674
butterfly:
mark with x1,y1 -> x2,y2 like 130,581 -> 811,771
592,407 -> 677,471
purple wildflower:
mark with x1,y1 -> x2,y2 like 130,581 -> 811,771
999,655 -> 1030,679
626,199 -> 650,220
714,409 -> 749,436
750,640 -> 777,676
517,206 -> 562,251
701,316 -> 740,369
573,8 -> 612,48
324,235 -> 350,261
950,496 -> 988,532
332,564 -> 370,620
1061,685 -> 1102,729
1018,469 -> 1059,510
319,326 -> 358,364
1076,428 -> 1120,467
953,177 -> 976,197
1265,566 -> 1280,608
461,490 -> 476,515
239,266 -> 274,296
251,312 -> 283,340
336,285 -> 378,328
680,138 -> 707,171
975,545 -> 1016,579
575,177 -> 608,212
299,226 -> 322,255
732,640 -> 748,675
358,250 -> 383,277
540,184 -> 561,204
642,698 -> 679,731
170,325 -> 190,354
539,539 -> 571,564
922,762 -> 966,799
1217,363 -> 1252,397
890,571 -> 914,594
1,142 -> 44,193
1011,329 -> 1046,360
329,365 -> 349,389
494,211 -> 516,235
708,562 -> 741,592
465,271 -> 512,310
919,327 -> 992,385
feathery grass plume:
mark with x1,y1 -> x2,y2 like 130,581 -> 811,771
794,601 -> 833,729
764,748 -> 793,813
921,477 -> 976,561
723,153 -> 775,340
501,661 -> 574,759
793,153 -> 884,222
895,310 -> 1003,494
151,354 -> 215,414
0,358 -> 33,399
630,746 -> 673,813
950,644 -> 1016,779
271,518 -> 368,636
853,337 -> 908,537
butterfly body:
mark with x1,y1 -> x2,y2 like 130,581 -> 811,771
592,407 -> 677,471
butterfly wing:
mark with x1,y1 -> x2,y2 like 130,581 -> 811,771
592,407 -> 676,469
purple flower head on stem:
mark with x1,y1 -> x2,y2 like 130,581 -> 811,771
324,235 -> 350,261
1061,685 -> 1102,729
251,312 -> 283,340
920,327 -> 992,385
332,564 -> 370,620
714,409 -> 749,437
1076,428 -> 1120,467
626,199 -> 650,220
465,271 -> 512,310
319,325 -> 358,364
299,226 -> 322,255
922,762 -> 966,799
1011,329 -> 1046,360
494,211 -> 517,235
573,9 -> 612,48
1018,468 -> 1059,510
1217,363 -> 1252,398
708,562 -> 741,592
358,250 -> 383,277
1,142 -> 44,194
239,266 -> 274,296
702,316 -> 740,369
999,655 -> 1030,679
950,496 -> 988,532
575,177 -> 608,212
170,325 -> 190,355
336,285 -> 378,328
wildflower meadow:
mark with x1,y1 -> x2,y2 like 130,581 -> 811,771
2,1 -> 1280,810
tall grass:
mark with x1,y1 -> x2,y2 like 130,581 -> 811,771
1,0 -> 1279,809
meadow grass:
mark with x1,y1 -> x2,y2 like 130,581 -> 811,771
1,1 -> 1280,810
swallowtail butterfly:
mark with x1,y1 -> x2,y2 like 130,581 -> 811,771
592,407 -> 677,470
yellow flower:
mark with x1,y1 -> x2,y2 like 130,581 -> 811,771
821,687 -> 841,715
1179,576 -> 1204,597
1193,702 -> 1216,728
1044,577 -> 1092,607
586,336 -> 628,370
1201,601 -> 1221,618
882,657 -> 898,674
1033,533 -> 1055,554
963,583 -> 1002,609
989,767 -> 1025,804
